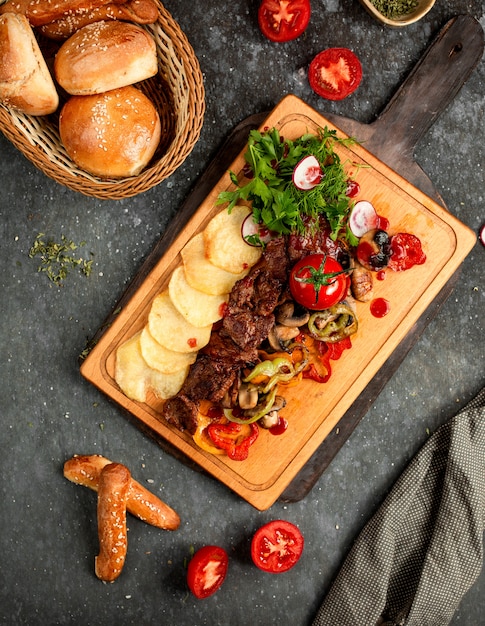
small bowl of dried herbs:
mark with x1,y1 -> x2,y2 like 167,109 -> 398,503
357,0 -> 436,26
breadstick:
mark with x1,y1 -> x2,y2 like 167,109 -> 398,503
95,462 -> 130,582
63,454 -> 180,530
26,0 -> 126,26
38,0 -> 158,40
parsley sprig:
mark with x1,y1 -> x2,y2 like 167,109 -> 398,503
217,127 -> 359,243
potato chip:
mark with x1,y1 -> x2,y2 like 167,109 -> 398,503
204,205 -> 262,274
148,291 -> 212,353
114,331 -> 188,402
140,325 -> 196,373
114,331 -> 148,402
169,266 -> 228,328
181,232 -> 247,295
148,365 -> 188,400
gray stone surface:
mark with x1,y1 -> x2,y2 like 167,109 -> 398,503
1,1 -> 484,624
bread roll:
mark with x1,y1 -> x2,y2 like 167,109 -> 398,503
54,20 -> 158,95
0,12 -> 59,115
59,85 -> 161,178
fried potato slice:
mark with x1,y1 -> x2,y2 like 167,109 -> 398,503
114,332 -> 148,402
204,205 -> 262,274
114,331 -> 188,402
148,290 -> 212,353
140,325 -> 196,373
169,266 -> 228,328
148,364 -> 189,400
181,232 -> 248,295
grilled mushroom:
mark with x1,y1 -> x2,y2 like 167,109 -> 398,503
275,301 -> 310,327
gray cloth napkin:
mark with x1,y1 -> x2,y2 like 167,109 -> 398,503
313,386 -> 485,626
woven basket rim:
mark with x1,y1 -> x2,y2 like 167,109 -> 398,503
0,1 -> 205,200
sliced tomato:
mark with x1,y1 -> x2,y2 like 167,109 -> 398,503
258,0 -> 311,43
251,520 -> 304,573
289,253 -> 349,310
388,232 -> 426,271
309,48 -> 362,101
187,545 -> 229,599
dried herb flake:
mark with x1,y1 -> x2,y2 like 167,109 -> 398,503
29,233 -> 93,286
370,0 -> 418,19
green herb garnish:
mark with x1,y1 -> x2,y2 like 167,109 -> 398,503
216,127 -> 358,242
29,233 -> 93,286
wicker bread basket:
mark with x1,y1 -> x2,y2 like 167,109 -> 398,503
0,1 -> 205,199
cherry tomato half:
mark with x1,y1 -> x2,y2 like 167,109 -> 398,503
289,253 -> 349,310
251,520 -> 304,573
187,545 -> 229,599
258,0 -> 311,43
309,47 -> 362,101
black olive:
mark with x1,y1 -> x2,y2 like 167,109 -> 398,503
374,230 -> 390,246
370,252 -> 389,269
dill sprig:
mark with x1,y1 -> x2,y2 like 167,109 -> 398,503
29,233 -> 93,286
216,127 -> 358,242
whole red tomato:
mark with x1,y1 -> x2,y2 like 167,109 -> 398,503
187,545 -> 229,599
258,0 -> 311,43
251,520 -> 304,573
289,253 -> 349,310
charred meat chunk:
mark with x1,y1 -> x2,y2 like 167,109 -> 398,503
162,395 -> 199,434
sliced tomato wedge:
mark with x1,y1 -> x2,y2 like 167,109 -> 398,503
388,232 -> 426,271
258,0 -> 311,43
251,520 -> 304,573
187,545 -> 229,599
309,47 -> 362,101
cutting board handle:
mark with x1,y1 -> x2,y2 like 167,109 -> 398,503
372,15 -> 484,162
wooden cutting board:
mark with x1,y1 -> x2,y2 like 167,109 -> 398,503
80,16 -> 481,510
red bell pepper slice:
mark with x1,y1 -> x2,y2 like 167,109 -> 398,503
303,336 -> 352,383
207,422 -> 259,461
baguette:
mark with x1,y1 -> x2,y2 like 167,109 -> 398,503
63,454 -> 180,530
95,463 -> 130,582
38,0 -> 158,40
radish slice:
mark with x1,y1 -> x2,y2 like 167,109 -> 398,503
349,200 -> 378,238
292,155 -> 322,190
241,213 -> 276,246
480,224 -> 485,247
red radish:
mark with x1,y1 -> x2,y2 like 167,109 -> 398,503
241,213 -> 276,246
480,224 -> 485,247
349,200 -> 378,237
292,155 -> 322,190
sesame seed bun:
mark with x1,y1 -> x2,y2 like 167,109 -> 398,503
54,20 -> 158,95
59,85 -> 161,178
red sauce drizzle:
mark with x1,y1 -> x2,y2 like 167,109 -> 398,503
376,270 -> 386,281
218,302 -> 229,318
370,298 -> 391,318
376,215 -> 390,230
187,337 -> 197,348
269,416 -> 288,436
356,240 -> 374,267
207,405 -> 224,420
